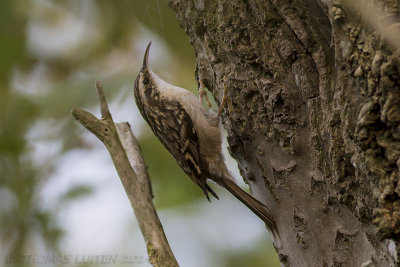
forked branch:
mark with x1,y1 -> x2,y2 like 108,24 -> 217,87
72,81 -> 178,267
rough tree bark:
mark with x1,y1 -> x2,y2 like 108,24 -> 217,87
169,0 -> 400,266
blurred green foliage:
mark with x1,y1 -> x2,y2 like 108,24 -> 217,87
0,1 -> 278,266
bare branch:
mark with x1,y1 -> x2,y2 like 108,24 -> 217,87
72,82 -> 178,267
116,122 -> 154,198
71,108 -> 105,141
95,80 -> 112,120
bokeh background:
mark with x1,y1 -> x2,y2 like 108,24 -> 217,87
0,1 -> 279,266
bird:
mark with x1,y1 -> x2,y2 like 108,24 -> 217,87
133,41 -> 278,236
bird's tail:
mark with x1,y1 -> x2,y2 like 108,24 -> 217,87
220,178 -> 278,237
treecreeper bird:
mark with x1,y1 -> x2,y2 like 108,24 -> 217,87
134,42 -> 278,236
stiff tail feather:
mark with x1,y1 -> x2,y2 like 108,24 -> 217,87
221,178 -> 278,237
206,184 -> 219,200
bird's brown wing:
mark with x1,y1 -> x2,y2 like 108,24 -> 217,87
143,97 -> 218,201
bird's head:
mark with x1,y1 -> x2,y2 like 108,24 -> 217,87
134,41 -> 153,97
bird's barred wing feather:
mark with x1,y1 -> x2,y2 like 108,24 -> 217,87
142,96 -> 218,200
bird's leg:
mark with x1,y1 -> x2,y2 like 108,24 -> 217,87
217,80 -> 229,117
198,80 -> 212,108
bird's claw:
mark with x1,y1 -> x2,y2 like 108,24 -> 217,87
198,80 -> 212,108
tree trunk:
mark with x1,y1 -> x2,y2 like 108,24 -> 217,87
169,0 -> 400,266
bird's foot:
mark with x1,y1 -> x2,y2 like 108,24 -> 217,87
198,80 -> 212,108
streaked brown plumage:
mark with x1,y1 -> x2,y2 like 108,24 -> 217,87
134,42 -> 278,236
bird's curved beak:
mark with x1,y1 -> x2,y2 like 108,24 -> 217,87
142,41 -> 152,70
